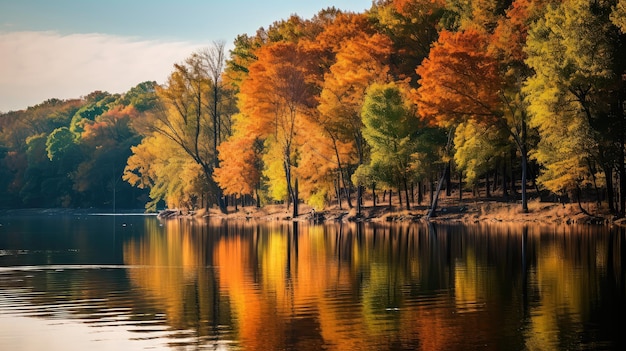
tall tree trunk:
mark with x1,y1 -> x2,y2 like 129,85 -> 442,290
485,171 -> 491,198
345,180 -> 353,209
493,162 -> 499,194
521,118 -> 528,212
587,158 -> 602,206
458,171 -> 463,202
429,178 -> 435,206
255,186 -> 261,208
418,181 -> 423,205
335,177 -> 343,210
620,130 -> 626,216
502,158 -> 508,198
510,149 -> 517,196
427,167 -> 448,219
605,164 -> 616,213
357,185 -> 363,217
445,161 -> 452,197
372,182 -> 377,207
404,178 -> 411,211
293,178 -> 299,218
284,155 -> 294,212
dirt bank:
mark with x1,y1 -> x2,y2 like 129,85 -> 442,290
194,198 -> 614,226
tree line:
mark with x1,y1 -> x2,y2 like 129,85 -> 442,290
3,0 -> 626,216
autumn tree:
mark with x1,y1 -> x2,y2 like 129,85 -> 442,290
74,105 -> 143,207
416,28 -> 507,212
355,82 -> 421,210
235,41 -> 317,217
416,0 -> 549,212
453,121 -> 510,190
524,0 -> 626,213
612,0 -> 626,32
131,47 -> 230,211
317,18 -> 393,213
371,0 -> 445,86
124,133 -> 206,211
213,114 -> 263,206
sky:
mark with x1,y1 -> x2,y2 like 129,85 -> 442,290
0,0 -> 373,113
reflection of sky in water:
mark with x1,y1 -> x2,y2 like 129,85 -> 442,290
2,316 -> 166,351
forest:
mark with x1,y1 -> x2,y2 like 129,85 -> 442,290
2,0 -> 626,217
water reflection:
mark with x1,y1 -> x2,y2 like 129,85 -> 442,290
1,215 -> 625,350
122,218 -> 235,348
120,220 -> 626,350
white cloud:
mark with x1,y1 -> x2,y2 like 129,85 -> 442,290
0,31 -> 205,112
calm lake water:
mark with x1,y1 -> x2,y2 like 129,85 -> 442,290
0,212 -> 625,350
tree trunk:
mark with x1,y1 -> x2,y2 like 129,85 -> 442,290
502,159 -> 508,198
485,171 -> 491,198
587,159 -> 602,206
458,171 -> 463,202
357,185 -> 362,217
372,182 -> 377,207
418,181 -> 423,205
605,165 -> 616,213
427,167 -> 448,219
335,177 -> 342,210
520,114 -> 530,211
346,182 -> 353,209
429,178 -> 435,206
521,144 -> 528,212
255,187 -> 261,208
493,163 -> 499,194
618,140 -> 626,217
510,149 -> 517,195
445,161 -> 452,197
293,178 -> 299,218
342,169 -> 353,209
404,178 -> 411,211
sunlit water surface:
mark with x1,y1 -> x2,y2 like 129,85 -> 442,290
1,212 -> 625,350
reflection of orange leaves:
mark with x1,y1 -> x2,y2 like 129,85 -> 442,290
214,234 -> 285,350
416,29 -> 502,128
123,220 -> 204,329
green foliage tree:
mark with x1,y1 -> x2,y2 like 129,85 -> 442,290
356,82 -> 420,210
523,0 -> 625,212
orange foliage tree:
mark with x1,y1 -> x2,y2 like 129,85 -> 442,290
232,41 -> 317,217
316,17 -> 393,211
416,29 -> 502,128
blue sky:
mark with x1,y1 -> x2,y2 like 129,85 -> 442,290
0,0 -> 372,112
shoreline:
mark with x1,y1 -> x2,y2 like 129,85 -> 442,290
1,199 -> 616,226
199,198 -> 615,226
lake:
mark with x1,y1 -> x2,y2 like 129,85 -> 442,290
0,212 -> 625,350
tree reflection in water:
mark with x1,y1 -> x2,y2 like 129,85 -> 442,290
120,220 -> 626,350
